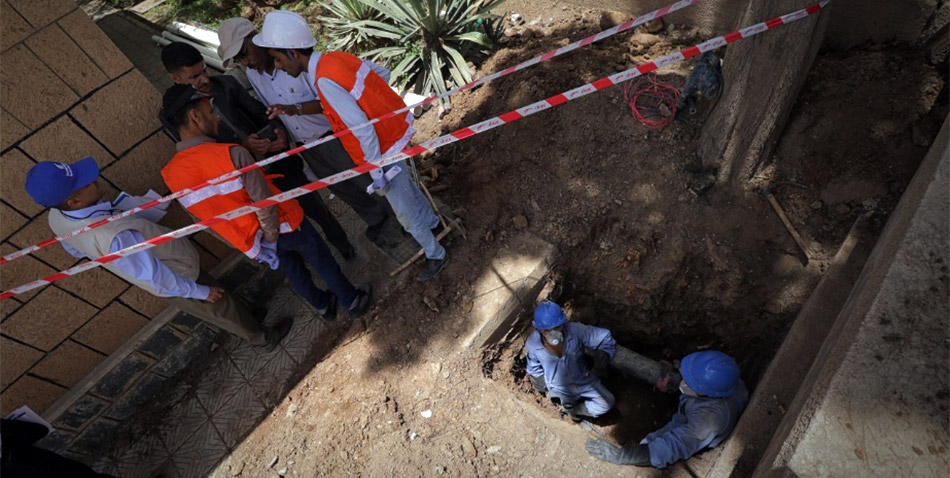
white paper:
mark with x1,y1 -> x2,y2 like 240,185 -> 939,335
4,405 -> 54,434
112,189 -> 169,223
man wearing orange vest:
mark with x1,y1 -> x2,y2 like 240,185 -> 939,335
159,84 -> 372,320
252,10 -> 449,282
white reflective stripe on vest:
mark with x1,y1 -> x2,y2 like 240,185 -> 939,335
381,111 -> 416,157
177,178 -> 244,209
243,222 -> 296,259
350,62 -> 372,101
244,229 -> 263,259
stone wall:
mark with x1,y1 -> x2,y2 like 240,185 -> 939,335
0,0 -> 233,425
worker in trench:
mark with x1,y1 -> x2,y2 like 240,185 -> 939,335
585,350 -> 749,468
525,301 -> 617,421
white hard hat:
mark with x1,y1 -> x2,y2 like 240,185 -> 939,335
252,10 -> 317,49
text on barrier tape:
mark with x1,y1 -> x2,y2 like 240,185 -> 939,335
0,0 -> 831,300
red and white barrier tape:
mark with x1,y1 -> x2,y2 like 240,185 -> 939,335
0,0 -> 830,300
0,0 -> 702,266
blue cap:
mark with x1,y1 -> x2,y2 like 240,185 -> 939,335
24,157 -> 100,208
680,351 -> 740,398
533,301 -> 566,330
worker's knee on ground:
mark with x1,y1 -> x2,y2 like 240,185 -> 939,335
584,394 -> 614,418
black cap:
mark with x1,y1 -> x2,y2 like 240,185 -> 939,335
159,84 -> 204,136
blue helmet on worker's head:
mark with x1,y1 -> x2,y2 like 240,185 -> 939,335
680,351 -> 740,398
533,301 -> 566,330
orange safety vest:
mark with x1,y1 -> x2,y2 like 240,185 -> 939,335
314,52 -> 414,165
161,142 -> 304,258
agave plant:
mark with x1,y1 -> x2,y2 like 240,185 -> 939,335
340,0 -> 507,97
318,0 -> 384,53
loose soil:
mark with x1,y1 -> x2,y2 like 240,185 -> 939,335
123,3 -> 948,477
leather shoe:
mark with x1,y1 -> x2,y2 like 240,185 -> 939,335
347,283 -> 373,319
317,295 -> 338,321
262,317 -> 293,351
416,254 -> 449,282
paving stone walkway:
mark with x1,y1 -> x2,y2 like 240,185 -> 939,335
88,189 -> 437,477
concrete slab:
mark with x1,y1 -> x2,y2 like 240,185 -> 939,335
706,214 -> 876,478
755,118 -> 950,477
462,231 -> 556,349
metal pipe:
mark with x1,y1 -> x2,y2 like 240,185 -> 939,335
598,345 -> 682,390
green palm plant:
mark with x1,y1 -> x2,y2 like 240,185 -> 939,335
318,0 -> 384,53
334,0 -> 506,97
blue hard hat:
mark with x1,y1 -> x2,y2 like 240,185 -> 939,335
25,157 -> 99,208
533,301 -> 566,330
680,351 -> 740,398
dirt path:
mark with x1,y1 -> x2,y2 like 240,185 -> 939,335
204,5 -> 945,478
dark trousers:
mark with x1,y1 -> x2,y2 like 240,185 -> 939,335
277,220 -> 357,310
269,154 -> 352,254
298,138 -> 393,227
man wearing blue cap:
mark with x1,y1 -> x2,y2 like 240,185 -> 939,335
525,301 -> 617,420
584,350 -> 750,468
25,158 -> 292,350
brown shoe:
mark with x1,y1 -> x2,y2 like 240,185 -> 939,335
262,317 -> 293,351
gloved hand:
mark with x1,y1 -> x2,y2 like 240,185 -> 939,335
592,349 -> 611,376
528,374 -> 547,394
256,240 -> 280,270
585,440 -> 651,466
655,360 -> 674,392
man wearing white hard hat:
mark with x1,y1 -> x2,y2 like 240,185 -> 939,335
252,10 -> 449,282
216,17 -> 397,247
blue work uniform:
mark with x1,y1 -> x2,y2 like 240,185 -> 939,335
525,322 -> 617,417
643,380 -> 749,468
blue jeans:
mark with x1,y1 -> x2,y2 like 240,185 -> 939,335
383,161 -> 446,260
277,220 -> 357,309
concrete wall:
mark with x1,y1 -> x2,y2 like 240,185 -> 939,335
0,0 -> 232,423
567,0 -> 946,50
755,118 -> 949,477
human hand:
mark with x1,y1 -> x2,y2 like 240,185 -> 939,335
205,286 -> 225,304
585,440 -> 651,466
242,134 -> 271,155
266,104 -> 297,119
592,349 -> 611,375
267,128 -> 287,152
529,374 -> 547,394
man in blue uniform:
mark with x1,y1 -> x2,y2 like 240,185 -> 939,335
525,301 -> 616,420
585,350 -> 749,468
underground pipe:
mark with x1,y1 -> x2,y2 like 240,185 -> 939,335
588,345 -> 682,391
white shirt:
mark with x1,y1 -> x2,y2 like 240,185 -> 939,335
245,65 -> 333,143
307,53 -> 410,181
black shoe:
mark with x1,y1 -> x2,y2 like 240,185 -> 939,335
365,220 -> 386,242
431,222 -> 446,237
416,255 -> 449,282
250,305 -> 268,323
347,283 -> 373,319
262,317 -> 294,351
316,295 -> 338,321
